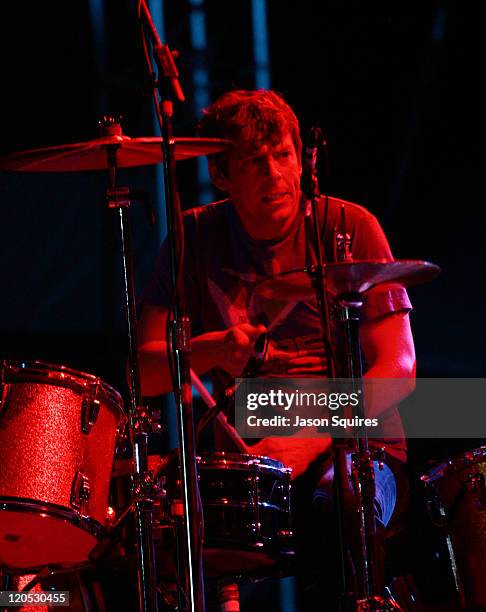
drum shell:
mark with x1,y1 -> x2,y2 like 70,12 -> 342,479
173,452 -> 293,577
423,447 -> 486,609
0,361 -> 124,569
197,452 -> 292,550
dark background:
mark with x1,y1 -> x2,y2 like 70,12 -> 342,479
0,2 -> 484,444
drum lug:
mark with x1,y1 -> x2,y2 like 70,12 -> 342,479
81,396 -> 101,434
71,471 -> 91,513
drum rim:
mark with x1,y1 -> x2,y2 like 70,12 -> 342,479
0,495 -> 106,535
0,496 -> 105,570
1,359 -> 124,418
203,500 -> 286,511
198,451 -> 290,472
112,452 -> 292,476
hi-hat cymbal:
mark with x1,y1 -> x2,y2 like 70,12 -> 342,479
0,136 -> 230,172
255,260 -> 441,299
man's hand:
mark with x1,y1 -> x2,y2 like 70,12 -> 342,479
246,436 -> 332,479
221,323 -> 267,376
138,307 -> 267,394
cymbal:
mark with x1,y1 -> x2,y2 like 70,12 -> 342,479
254,260 -> 441,300
0,136 -> 230,172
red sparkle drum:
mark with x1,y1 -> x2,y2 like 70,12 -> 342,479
0,360 -> 124,570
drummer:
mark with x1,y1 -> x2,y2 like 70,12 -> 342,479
137,89 -> 415,606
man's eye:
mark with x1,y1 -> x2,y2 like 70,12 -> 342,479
276,151 -> 290,159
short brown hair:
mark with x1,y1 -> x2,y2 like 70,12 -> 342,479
198,89 -> 302,174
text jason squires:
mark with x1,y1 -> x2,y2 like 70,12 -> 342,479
245,389 -> 379,429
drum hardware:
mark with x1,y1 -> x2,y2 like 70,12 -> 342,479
81,392 -> 101,434
105,457 -> 187,611
327,268 -> 440,612
88,476 -> 161,566
70,472 -> 91,514
89,109 -> 165,612
335,203 -> 353,263
106,185 -> 156,226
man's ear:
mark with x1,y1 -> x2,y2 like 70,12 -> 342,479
208,159 -> 230,192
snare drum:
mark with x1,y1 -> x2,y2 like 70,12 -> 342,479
0,360 -> 124,570
109,451 -> 294,579
422,446 -> 486,609
183,452 -> 293,577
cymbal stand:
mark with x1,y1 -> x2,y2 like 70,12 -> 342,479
338,292 -> 386,610
302,128 -> 352,603
303,128 -> 396,609
137,2 -> 205,611
101,117 -> 160,612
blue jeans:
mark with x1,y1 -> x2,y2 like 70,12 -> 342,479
291,452 -> 408,610
315,453 -> 398,527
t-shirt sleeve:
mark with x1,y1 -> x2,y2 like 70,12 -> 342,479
350,211 -> 412,320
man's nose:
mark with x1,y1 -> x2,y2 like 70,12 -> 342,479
263,156 -> 282,179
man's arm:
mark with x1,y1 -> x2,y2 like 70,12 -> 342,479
360,309 -> 416,416
138,304 -> 265,396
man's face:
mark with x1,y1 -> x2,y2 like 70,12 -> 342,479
213,131 -> 302,240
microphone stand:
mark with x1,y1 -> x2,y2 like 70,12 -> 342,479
303,129 -> 397,610
137,2 -> 205,611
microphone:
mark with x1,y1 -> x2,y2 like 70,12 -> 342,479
301,127 -> 323,215
304,127 -> 322,174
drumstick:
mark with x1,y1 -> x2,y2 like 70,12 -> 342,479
190,369 -> 247,453
191,369 -> 216,408
266,300 -> 298,333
